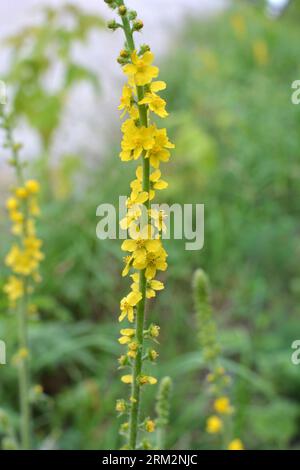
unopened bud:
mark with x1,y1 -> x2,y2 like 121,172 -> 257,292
117,57 -> 128,65
104,0 -> 116,7
128,10 -> 137,21
118,5 -> 127,16
107,19 -> 119,31
120,49 -> 130,58
133,20 -> 144,32
140,44 -> 150,55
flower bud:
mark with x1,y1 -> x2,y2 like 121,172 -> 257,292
107,19 -> 119,31
118,5 -> 127,16
132,20 -> 144,32
140,44 -> 150,55
128,10 -> 137,21
120,49 -> 130,58
117,57 -> 128,65
104,0 -> 116,7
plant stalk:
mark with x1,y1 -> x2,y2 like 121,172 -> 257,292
121,10 -> 150,450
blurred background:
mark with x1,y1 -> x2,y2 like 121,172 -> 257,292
1,0 -> 300,450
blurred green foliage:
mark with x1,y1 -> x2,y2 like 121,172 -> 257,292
1,2 -> 300,450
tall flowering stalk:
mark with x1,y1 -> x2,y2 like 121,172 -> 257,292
193,269 -> 244,451
104,0 -> 174,449
1,110 -> 43,450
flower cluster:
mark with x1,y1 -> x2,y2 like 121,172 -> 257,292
104,0 -> 174,449
4,179 -> 43,309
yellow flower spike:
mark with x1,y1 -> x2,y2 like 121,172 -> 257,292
213,396 -> 233,415
206,415 -> 223,434
228,439 -> 244,451
2,109 -> 44,451
105,1 -> 175,450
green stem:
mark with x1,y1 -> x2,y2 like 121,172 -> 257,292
120,10 -> 150,450
17,282 -> 31,450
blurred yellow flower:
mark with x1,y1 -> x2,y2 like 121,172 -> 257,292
206,415 -> 223,434
228,438 -> 244,450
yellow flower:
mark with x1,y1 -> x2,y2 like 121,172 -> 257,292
139,92 -> 168,118
252,40 -> 269,66
131,273 -> 164,299
6,197 -> 18,211
145,419 -> 155,432
12,347 -> 29,365
10,211 -> 24,223
3,276 -> 24,305
123,50 -> 159,86
150,81 -> 167,93
33,384 -> 43,395
150,209 -> 167,233
131,166 -> 168,201
213,396 -> 233,415
126,190 -> 149,209
116,399 -> 126,413
138,375 -> 157,385
120,206 -> 142,230
118,328 -> 136,344
121,375 -> 133,384
133,247 -> 168,280
147,128 -> 175,169
230,14 -> 246,38
149,349 -> 159,361
118,84 -> 139,119
25,180 -> 40,194
15,187 -> 28,199
121,225 -> 161,266
206,415 -> 223,434
120,119 -> 155,161
149,324 -> 160,338
228,439 -> 244,450
122,255 -> 134,277
119,290 -> 143,322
